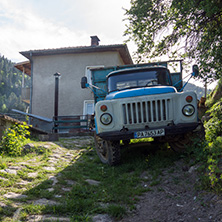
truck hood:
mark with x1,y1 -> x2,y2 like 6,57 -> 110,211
106,86 -> 177,100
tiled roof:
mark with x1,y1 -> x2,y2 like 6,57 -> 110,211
20,44 -> 133,65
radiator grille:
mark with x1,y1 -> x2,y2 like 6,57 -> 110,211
122,99 -> 171,124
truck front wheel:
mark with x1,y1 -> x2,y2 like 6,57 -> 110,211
169,133 -> 192,152
169,123 -> 205,152
94,133 -> 120,166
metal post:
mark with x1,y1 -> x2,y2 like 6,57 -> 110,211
54,72 -> 61,133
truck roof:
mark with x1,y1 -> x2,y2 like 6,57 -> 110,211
107,66 -> 168,78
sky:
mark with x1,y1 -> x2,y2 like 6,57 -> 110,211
0,0 -> 133,62
0,0 -> 217,89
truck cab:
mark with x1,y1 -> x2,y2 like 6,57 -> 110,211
81,61 -> 203,165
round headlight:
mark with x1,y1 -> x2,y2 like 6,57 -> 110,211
182,105 -> 195,116
100,113 -> 112,125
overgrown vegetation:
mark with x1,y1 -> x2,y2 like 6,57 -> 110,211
0,123 -> 30,156
203,98 -> 222,191
185,80 -> 222,193
0,55 -> 30,113
205,98 -> 222,142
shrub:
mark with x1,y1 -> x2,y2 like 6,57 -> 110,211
206,137 -> 222,190
205,98 -> 222,142
0,122 -> 30,156
193,96 -> 222,192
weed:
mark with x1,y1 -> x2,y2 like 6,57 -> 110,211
22,204 -> 46,215
70,215 -> 91,222
0,156 -> 7,169
0,122 -> 30,156
0,204 -> 16,220
105,204 -> 127,219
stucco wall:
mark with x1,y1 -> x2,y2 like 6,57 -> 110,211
31,51 -> 125,119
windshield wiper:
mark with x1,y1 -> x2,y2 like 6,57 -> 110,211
145,79 -> 158,86
119,86 -> 141,91
109,86 -> 140,92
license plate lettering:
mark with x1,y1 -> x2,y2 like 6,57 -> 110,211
134,129 -> 165,139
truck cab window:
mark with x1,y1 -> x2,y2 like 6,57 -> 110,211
108,68 -> 171,92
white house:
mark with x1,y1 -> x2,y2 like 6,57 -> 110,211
15,36 -> 133,120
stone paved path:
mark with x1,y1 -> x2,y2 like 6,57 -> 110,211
0,136 -> 110,222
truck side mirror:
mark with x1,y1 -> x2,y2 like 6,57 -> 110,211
81,77 -> 88,88
192,65 -> 199,77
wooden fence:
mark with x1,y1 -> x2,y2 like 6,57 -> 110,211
53,115 -> 90,134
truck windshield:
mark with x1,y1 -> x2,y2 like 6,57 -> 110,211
107,68 -> 171,92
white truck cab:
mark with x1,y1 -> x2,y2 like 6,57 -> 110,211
81,61 -> 204,165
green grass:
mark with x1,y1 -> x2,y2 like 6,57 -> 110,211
0,137 -> 196,221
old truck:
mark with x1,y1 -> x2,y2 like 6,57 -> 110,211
81,60 -> 204,165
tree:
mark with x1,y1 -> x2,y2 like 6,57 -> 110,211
124,0 -> 222,82
0,55 -> 30,113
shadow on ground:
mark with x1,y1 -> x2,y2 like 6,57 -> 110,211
1,137 -> 181,221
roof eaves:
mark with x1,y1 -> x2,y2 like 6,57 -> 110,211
20,44 -> 133,64
14,60 -> 31,76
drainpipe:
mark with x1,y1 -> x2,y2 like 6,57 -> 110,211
54,72 -> 61,133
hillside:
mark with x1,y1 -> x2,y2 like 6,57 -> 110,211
205,78 -> 222,107
0,55 -> 30,113
183,81 -> 210,100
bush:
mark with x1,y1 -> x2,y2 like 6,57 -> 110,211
0,122 -> 30,156
205,98 -> 222,142
206,137 -> 222,191
202,98 -> 222,191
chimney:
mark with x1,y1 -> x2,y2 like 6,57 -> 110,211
90,36 -> 100,46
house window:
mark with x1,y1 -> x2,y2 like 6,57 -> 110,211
83,100 -> 94,116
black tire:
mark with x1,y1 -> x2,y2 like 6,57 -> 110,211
169,133 -> 192,152
94,133 -> 120,166
169,122 -> 205,152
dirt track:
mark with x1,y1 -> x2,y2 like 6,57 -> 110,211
120,160 -> 222,222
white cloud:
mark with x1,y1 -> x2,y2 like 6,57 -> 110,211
0,0 -> 133,62
0,0 -> 86,61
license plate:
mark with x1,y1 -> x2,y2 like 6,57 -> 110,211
134,128 -> 165,139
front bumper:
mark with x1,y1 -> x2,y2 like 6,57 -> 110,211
97,122 -> 200,141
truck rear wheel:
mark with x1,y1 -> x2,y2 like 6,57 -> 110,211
94,133 -> 120,166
